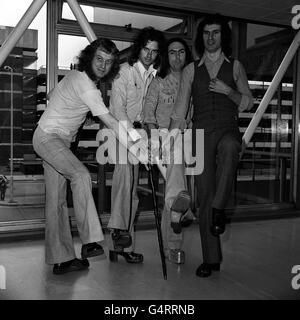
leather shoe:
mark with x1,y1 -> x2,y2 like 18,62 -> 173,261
181,209 -> 195,228
196,263 -> 220,278
53,258 -> 89,275
109,250 -> 143,264
210,208 -> 226,236
181,218 -> 194,228
111,229 -> 132,251
81,242 -> 104,259
170,190 -> 191,234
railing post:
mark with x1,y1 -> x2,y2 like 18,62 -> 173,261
66,0 -> 97,42
279,157 -> 287,202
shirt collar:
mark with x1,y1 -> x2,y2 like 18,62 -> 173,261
136,60 -> 157,79
198,51 -> 230,67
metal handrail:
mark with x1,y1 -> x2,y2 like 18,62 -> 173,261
243,150 -> 291,159
242,29 -> 300,148
0,0 -> 47,68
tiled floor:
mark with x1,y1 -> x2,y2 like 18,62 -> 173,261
0,218 -> 300,300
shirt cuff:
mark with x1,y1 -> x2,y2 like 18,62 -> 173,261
128,127 -> 142,142
239,95 -> 250,112
169,117 -> 186,130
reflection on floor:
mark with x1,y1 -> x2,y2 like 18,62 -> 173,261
0,217 -> 300,300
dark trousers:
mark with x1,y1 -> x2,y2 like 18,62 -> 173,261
193,125 -> 241,264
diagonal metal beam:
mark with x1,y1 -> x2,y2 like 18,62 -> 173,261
0,0 -> 46,68
66,0 -> 97,42
242,29 -> 300,147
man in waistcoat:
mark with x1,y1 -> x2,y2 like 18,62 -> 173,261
169,14 -> 253,277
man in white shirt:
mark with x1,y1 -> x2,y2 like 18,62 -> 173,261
33,38 -> 148,275
108,27 -> 166,264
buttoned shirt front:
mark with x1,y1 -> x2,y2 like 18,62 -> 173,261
144,72 -> 182,129
109,61 -> 157,125
171,52 -> 253,125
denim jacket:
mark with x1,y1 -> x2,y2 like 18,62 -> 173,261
109,62 -> 156,125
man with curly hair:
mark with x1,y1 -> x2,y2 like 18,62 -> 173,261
32,38 -> 147,275
169,15 -> 253,277
108,27 -> 166,264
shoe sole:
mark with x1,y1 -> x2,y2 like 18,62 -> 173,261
124,255 -> 144,264
109,251 -> 144,264
170,191 -> 191,214
53,266 -> 88,275
170,191 -> 191,234
196,270 -> 212,277
181,218 -> 194,228
53,262 -> 89,275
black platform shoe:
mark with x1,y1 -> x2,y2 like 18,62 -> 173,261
81,242 -> 104,259
109,251 -> 144,264
195,263 -> 220,278
53,258 -> 89,275
210,208 -> 226,236
111,229 -> 132,251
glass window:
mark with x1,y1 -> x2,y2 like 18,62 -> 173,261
62,2 -> 184,32
58,34 -> 89,69
57,35 -> 131,69
231,23 -> 293,206
0,0 -> 46,219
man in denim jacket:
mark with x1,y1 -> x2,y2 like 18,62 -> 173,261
107,27 -> 166,264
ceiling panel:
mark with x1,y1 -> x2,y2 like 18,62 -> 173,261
214,3 -> 276,19
123,0 -> 298,26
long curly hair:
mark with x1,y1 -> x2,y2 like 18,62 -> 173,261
158,37 -> 193,79
77,38 -> 120,82
128,26 -> 166,70
194,14 -> 232,58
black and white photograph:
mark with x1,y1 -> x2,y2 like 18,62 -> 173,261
0,0 -> 299,306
